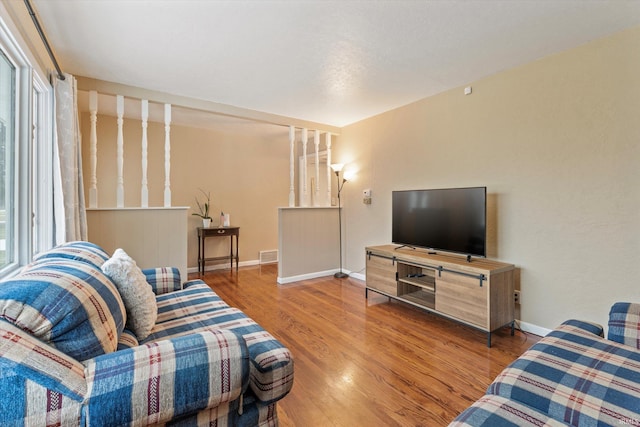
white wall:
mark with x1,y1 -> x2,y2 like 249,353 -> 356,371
338,26 -> 640,332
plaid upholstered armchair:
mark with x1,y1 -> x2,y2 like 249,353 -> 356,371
0,241 -> 293,426
450,306 -> 640,426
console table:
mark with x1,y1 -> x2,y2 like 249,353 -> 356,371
197,227 -> 239,274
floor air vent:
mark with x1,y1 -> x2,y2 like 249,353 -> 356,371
259,250 -> 278,264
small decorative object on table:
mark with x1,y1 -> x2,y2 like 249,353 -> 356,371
192,189 -> 212,228
220,212 -> 230,227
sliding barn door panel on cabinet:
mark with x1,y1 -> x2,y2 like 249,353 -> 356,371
366,253 -> 397,296
436,272 -> 487,328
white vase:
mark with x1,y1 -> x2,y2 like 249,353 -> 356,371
202,218 -> 211,228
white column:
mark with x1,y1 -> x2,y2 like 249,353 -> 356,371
313,130 -> 320,206
288,126 -> 295,207
141,100 -> 149,207
326,132 -> 332,206
116,95 -> 124,208
89,90 -> 98,208
301,128 -> 308,207
163,103 -> 172,207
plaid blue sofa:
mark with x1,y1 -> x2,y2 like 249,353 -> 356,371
450,305 -> 640,426
0,241 -> 293,426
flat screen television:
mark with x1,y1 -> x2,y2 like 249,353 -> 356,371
392,187 -> 486,258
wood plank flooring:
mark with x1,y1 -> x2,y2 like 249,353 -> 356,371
192,264 -> 539,426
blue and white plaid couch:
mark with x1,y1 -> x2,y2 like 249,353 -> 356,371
450,304 -> 640,426
0,241 -> 294,426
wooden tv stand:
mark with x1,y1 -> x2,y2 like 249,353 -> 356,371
365,245 -> 515,347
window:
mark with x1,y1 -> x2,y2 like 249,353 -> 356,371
0,50 -> 16,269
0,12 -> 54,278
31,73 -> 53,257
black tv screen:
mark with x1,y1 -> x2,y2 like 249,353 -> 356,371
392,187 -> 486,257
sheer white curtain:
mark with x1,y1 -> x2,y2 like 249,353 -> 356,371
53,73 -> 87,243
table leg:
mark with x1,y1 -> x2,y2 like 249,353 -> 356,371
229,235 -> 233,271
199,232 -> 204,275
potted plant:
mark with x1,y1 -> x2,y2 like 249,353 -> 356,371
192,189 -> 212,227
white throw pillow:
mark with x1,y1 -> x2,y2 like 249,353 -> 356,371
101,248 -> 157,340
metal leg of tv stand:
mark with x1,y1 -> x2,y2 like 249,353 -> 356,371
365,287 -> 391,303
487,321 -> 516,348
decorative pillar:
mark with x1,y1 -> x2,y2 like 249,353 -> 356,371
89,90 -> 98,208
140,100 -> 149,207
326,132 -> 332,206
116,95 -> 124,208
288,126 -> 295,207
301,128 -> 308,207
164,103 -> 172,207
314,130 -> 320,206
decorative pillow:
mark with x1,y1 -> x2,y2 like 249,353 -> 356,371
142,267 -> 182,295
31,240 -> 110,268
0,261 -> 126,361
608,302 -> 640,349
101,249 -> 158,340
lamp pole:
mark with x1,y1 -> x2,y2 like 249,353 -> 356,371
332,165 -> 348,279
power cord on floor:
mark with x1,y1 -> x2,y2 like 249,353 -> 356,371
504,320 -> 531,344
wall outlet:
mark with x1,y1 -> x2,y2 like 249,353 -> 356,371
362,189 -> 372,205
514,290 -> 521,304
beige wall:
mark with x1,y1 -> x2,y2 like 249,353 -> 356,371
337,26 -> 640,332
80,114 -> 290,270
278,207 -> 339,282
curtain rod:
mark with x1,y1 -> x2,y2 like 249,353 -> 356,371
23,0 -> 65,80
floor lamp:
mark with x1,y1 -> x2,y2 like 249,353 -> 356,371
331,163 -> 349,279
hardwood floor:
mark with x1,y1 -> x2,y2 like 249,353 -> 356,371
191,264 -> 540,426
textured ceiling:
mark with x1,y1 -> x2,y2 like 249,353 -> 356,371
31,0 -> 640,128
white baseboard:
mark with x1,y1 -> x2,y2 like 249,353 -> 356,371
349,272 -> 365,282
186,259 -> 260,274
517,320 -> 551,337
277,269 -> 340,284
277,268 -> 368,284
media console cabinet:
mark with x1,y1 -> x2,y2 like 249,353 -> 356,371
365,245 -> 515,347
